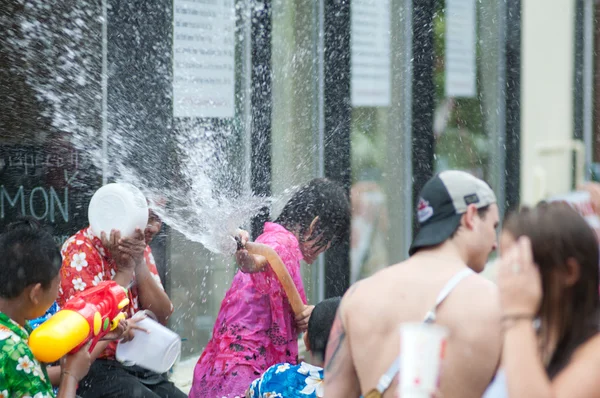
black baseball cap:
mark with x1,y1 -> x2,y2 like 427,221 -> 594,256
409,170 -> 497,256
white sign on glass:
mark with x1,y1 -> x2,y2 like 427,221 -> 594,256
172,0 -> 235,118
445,0 -> 477,98
351,0 -> 391,107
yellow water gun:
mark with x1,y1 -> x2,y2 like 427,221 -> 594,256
29,280 -> 129,363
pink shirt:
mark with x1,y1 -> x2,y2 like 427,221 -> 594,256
195,222 -> 307,375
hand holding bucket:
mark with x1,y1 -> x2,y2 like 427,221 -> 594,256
88,183 -> 149,239
115,310 -> 181,374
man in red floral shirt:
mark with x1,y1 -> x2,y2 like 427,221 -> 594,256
58,209 -> 186,398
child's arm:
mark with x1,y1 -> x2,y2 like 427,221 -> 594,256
234,229 -> 268,273
48,342 -> 108,387
56,340 -> 93,398
48,365 -> 61,386
235,249 -> 268,273
295,305 -> 315,332
56,373 -> 78,398
50,319 -> 135,386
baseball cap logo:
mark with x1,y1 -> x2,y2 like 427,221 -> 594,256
464,193 -> 480,205
417,198 -> 434,223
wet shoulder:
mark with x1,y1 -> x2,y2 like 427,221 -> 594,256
453,274 -> 499,313
256,223 -> 301,259
340,270 -> 393,319
439,273 -> 500,324
442,274 -> 502,351
344,263 -> 405,302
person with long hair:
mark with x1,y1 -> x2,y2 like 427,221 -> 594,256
496,202 -> 600,397
189,178 -> 350,398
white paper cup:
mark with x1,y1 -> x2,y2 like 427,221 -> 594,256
116,311 -> 181,374
399,323 -> 449,398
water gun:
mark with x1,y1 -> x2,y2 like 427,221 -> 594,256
29,280 -> 129,363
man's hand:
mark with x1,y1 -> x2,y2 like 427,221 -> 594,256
118,228 -> 147,269
101,229 -> 129,268
100,318 -> 128,341
295,305 -> 315,332
101,227 -> 146,271
100,228 -> 139,271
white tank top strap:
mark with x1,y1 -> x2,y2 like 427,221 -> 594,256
423,268 -> 474,323
374,267 -> 475,394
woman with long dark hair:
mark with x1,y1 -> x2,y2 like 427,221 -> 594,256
496,202 -> 600,397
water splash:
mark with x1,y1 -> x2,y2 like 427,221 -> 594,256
3,0 -> 270,255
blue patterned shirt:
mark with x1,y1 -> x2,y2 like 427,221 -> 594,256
247,362 -> 324,398
29,302 -> 60,330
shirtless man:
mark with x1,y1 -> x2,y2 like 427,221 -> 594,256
324,170 -> 503,398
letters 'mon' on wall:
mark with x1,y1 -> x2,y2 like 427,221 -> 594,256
0,144 -> 99,245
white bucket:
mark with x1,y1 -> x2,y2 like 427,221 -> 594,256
88,183 -> 149,239
399,322 -> 448,398
116,311 -> 181,374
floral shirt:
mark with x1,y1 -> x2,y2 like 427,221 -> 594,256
58,227 -> 165,360
0,312 -> 54,398
247,362 -> 324,398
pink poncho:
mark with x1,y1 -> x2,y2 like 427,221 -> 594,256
189,222 -> 307,398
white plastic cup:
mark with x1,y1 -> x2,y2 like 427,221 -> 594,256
399,323 -> 449,398
115,311 -> 181,374
88,183 -> 149,239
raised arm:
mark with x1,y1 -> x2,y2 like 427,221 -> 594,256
115,228 -> 173,325
499,237 -> 600,398
235,249 -> 268,273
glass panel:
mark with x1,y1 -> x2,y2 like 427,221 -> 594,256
350,0 -> 412,281
270,0 -> 321,303
432,0 -> 505,208
351,108 -> 391,281
432,0 -> 506,278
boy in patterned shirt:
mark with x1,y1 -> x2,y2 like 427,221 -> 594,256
58,204 -> 186,398
0,220 -> 92,397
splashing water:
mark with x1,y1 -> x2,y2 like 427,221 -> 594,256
3,0 -> 271,255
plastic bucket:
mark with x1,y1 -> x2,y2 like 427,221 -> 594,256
88,183 -> 149,239
115,311 -> 181,374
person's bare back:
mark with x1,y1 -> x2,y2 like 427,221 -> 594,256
324,171 -> 504,397
337,256 -> 501,397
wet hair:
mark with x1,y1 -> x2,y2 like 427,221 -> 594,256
308,297 -> 342,361
0,218 -> 61,299
275,178 -> 350,250
503,202 -> 600,378
5,216 -> 44,232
